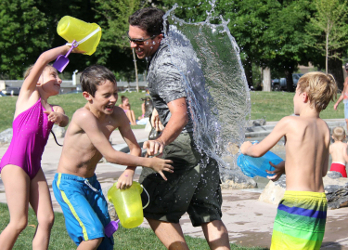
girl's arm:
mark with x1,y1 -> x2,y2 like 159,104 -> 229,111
44,105 -> 69,127
19,46 -> 71,101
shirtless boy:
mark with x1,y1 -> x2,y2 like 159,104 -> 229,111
52,65 -> 173,250
241,72 -> 337,250
329,126 -> 348,177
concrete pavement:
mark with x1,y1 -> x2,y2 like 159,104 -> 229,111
1,123 -> 348,249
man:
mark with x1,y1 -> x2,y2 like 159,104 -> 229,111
128,7 -> 230,250
334,62 -> 348,132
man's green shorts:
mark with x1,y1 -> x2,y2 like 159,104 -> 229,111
139,132 -> 222,227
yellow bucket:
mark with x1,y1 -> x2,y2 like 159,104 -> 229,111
107,181 -> 149,229
57,16 -> 102,56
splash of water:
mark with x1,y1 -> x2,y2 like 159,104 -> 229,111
163,5 -> 251,180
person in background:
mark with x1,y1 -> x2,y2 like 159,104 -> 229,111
329,126 -> 348,177
334,62 -> 348,132
119,95 -> 137,125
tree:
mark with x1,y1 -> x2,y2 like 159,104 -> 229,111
264,0 -> 313,92
0,0 -> 49,79
94,0 -> 144,84
306,0 -> 348,74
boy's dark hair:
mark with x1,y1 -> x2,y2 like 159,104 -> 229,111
80,65 -> 116,97
129,7 -> 169,36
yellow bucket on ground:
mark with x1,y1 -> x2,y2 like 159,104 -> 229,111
107,181 -> 149,229
57,16 -> 102,56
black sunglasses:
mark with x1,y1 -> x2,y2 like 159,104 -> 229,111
127,31 -> 156,45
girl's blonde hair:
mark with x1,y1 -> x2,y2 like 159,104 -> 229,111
332,126 -> 346,141
297,72 -> 337,112
23,64 -> 54,79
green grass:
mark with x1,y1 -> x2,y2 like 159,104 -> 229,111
250,91 -> 342,121
0,92 -> 147,133
0,91 -> 343,133
0,203 -> 267,250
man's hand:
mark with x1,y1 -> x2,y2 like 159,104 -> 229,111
151,108 -> 164,131
334,102 -> 339,110
143,139 -> 164,157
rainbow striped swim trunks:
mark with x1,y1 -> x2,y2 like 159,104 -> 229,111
270,190 -> 327,250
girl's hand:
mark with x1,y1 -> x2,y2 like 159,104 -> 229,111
44,110 -> 66,125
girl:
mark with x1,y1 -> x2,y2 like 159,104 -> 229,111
119,95 -> 137,125
0,45 -> 82,249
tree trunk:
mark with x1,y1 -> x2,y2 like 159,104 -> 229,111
132,48 -> 139,92
328,56 -> 344,90
262,68 -> 271,92
285,69 -> 294,92
325,25 -> 329,74
243,59 -> 253,88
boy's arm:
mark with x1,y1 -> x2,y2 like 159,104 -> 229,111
116,114 -> 142,189
343,144 -> 348,164
240,117 -> 290,157
74,109 -> 173,179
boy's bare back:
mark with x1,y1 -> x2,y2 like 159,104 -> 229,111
241,72 -> 337,193
57,105 -> 136,178
329,141 -> 348,164
280,116 -> 330,192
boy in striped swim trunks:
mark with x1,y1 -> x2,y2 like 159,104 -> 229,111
241,72 -> 337,250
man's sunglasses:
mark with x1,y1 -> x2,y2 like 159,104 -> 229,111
127,31 -> 156,45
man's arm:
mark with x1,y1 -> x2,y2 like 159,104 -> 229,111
143,97 -> 188,156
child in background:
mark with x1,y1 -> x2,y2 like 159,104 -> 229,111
119,95 -> 137,125
53,65 -> 173,250
329,126 -> 348,177
0,45 -> 81,249
241,72 -> 337,250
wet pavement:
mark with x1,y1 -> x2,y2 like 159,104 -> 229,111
1,121 -> 348,249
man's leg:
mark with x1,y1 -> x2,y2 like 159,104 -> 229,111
147,218 -> 189,250
201,220 -> 230,250
345,119 -> 348,134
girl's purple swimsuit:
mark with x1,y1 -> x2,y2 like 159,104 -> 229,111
0,98 -> 53,179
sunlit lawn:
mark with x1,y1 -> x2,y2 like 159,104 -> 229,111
0,203 -> 267,250
0,90 -> 343,133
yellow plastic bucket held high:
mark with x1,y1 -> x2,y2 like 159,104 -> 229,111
107,181 -> 150,229
57,16 -> 102,56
